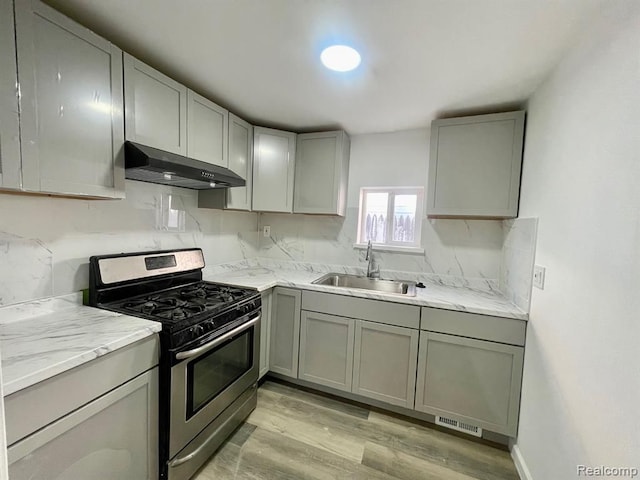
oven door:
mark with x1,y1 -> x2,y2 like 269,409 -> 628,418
169,313 -> 260,458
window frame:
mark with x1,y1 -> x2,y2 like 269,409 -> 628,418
356,186 -> 424,249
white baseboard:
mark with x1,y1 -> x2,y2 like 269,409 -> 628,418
511,443 -> 533,480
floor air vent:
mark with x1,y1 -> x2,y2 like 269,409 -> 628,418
436,416 -> 483,437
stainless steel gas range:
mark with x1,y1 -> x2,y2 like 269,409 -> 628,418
88,248 -> 260,480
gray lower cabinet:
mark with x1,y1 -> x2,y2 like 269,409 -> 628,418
415,331 -> 524,437
352,320 -> 418,408
0,0 -> 21,191
299,290 -> 421,407
14,0 -> 125,198
259,290 -> 272,379
298,311 -> 355,392
8,368 -> 159,480
269,287 -> 301,378
5,336 -> 160,479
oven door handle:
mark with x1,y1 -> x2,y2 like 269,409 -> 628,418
175,314 -> 260,361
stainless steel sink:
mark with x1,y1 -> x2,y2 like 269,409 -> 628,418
312,273 -> 417,297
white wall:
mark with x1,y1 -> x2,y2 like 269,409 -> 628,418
0,181 -> 259,305
259,128 -> 505,284
514,2 -> 640,478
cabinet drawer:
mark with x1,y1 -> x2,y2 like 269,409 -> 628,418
302,291 -> 420,329
421,307 -> 526,346
5,335 -> 159,446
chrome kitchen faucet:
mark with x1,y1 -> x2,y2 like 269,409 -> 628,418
365,240 -> 380,278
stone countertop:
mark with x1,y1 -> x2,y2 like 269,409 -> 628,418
203,263 -> 528,321
0,293 -> 161,396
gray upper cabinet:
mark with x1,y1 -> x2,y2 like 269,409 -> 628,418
269,287 -> 301,378
298,311 -> 355,392
352,320 -> 418,408
123,53 -> 187,155
293,130 -> 350,216
427,111 -> 525,218
187,90 -> 228,167
226,113 -> 253,211
0,0 -> 21,191
252,127 -> 296,213
14,0 -> 125,198
415,331 -> 524,437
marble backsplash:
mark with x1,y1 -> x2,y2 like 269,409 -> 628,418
257,208 -> 506,286
0,181 -> 259,306
499,217 -> 538,311
0,181 -> 537,311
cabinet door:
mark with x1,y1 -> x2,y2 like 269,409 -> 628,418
415,331 -> 524,436
252,127 -> 296,212
259,290 -> 272,379
226,113 -> 253,211
352,320 -> 418,408
8,368 -> 159,480
294,131 -> 350,216
15,0 -> 125,198
299,311 -> 355,392
187,90 -> 228,167
0,0 -> 21,191
269,287 -> 301,378
427,111 -> 524,218
123,53 -> 187,155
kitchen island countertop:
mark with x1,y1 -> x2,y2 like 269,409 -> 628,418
0,293 -> 161,396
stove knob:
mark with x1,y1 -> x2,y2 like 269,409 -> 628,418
194,325 -> 204,335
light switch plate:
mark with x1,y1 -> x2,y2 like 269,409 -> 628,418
263,225 -> 271,237
533,265 -> 546,290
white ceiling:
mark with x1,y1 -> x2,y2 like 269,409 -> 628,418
45,0 -> 604,134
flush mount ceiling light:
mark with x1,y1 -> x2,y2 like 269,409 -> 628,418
320,45 -> 361,72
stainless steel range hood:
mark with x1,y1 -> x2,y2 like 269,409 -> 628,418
124,141 -> 245,189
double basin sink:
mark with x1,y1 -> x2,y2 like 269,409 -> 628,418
312,273 -> 417,297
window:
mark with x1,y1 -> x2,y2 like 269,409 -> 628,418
357,187 -> 424,249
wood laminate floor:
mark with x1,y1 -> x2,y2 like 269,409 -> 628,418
194,380 -> 520,480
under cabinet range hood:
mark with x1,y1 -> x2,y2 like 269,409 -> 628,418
124,141 -> 245,189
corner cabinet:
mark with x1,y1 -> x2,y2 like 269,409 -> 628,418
293,131 -> 350,216
14,0 -> 125,198
123,53 -> 187,155
187,90 -> 228,167
269,287 -> 301,378
252,127 -> 296,213
427,110 -> 525,218
226,113 -> 253,211
0,0 -> 21,191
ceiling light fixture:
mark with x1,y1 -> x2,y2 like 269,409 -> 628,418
320,45 -> 361,72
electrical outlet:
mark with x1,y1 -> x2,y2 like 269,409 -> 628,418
263,225 -> 271,237
533,265 -> 546,290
